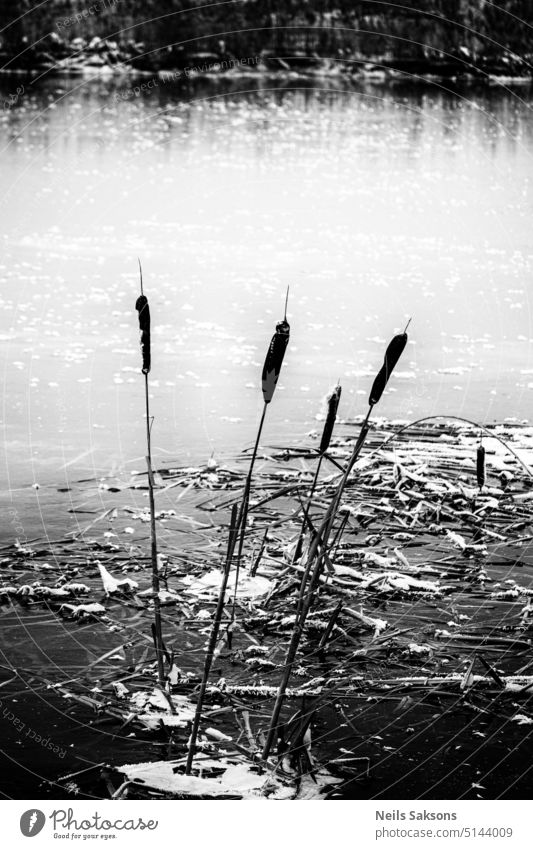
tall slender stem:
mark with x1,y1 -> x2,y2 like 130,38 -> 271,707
294,454 -> 323,620
293,454 -> 322,565
185,561 -> 232,774
185,505 -> 237,774
231,402 -> 268,614
144,372 -> 164,685
261,406 -> 373,760
323,405 -> 373,540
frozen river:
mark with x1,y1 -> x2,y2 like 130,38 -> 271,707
1,74 -> 533,537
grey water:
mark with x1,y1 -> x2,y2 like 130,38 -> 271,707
1,74 -> 533,539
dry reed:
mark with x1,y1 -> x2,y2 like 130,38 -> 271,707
232,289 -> 291,597
135,260 -> 164,685
185,504 -> 239,774
261,322 -> 410,760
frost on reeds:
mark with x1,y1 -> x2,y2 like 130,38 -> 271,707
97,561 -> 138,596
262,322 -> 410,760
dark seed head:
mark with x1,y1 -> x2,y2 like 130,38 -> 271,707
477,444 -> 486,488
262,318 -> 290,404
136,294 -> 149,327
135,294 -> 151,375
368,331 -> 408,407
319,384 -> 342,455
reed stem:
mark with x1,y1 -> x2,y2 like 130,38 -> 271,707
231,402 -> 267,617
317,601 -> 343,651
144,373 -> 165,686
261,407 -> 373,760
292,453 -> 323,567
185,505 -> 238,774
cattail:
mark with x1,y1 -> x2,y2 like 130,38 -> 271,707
319,383 -> 342,455
368,320 -> 410,408
263,321 -> 412,762
262,288 -> 290,404
292,382 -> 342,566
135,293 -> 151,374
233,289 -> 291,616
477,443 -> 486,489
135,260 -> 163,685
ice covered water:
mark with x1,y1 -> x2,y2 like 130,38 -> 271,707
1,76 -> 532,503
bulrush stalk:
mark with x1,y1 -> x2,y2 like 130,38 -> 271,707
262,322 -> 410,760
186,505 -> 238,774
135,261 -> 164,685
322,318 -> 411,529
293,384 -> 342,612
232,288 -> 290,601
317,600 -> 343,652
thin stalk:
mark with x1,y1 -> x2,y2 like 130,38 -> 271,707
260,548 -> 323,760
298,403 -> 373,599
328,405 -> 373,523
317,601 -> 343,651
292,454 -> 323,567
144,373 -> 165,685
185,506 -> 238,774
250,527 -> 269,577
330,511 -> 350,559
295,536 -> 317,623
231,402 -> 267,619
261,407 -> 373,760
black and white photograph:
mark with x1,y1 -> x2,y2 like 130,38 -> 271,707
0,0 -> 532,842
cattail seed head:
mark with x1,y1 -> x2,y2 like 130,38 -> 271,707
368,328 -> 408,407
319,383 -> 342,455
477,444 -> 486,489
135,294 -> 151,374
262,317 -> 290,404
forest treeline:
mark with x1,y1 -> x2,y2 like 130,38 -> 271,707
1,1 -> 532,74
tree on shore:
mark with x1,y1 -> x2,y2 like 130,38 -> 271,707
1,1 -> 532,65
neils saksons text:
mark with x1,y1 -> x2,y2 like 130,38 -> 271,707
376,811 -> 457,821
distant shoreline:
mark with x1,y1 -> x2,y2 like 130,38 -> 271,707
1,35 -> 532,86
1,64 -> 532,87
